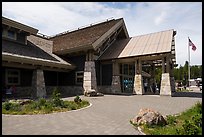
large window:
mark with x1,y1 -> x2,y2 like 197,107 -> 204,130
75,71 -> 84,85
6,69 -> 20,86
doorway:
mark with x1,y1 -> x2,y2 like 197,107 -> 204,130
119,63 -> 135,93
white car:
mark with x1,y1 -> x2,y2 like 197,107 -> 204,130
200,84 -> 202,91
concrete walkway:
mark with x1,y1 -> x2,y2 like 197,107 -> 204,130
2,91 -> 202,135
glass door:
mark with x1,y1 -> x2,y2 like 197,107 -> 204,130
120,63 -> 135,93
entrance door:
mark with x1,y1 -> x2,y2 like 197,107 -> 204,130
122,76 -> 134,93
120,63 -> 135,93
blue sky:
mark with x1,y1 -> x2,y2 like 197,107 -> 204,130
2,2 -> 202,66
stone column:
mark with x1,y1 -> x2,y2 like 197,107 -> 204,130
134,59 -> 144,95
111,60 -> 121,93
160,56 -> 172,96
83,61 -> 97,94
32,69 -> 46,98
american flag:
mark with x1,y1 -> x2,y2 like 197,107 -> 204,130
189,38 -> 196,51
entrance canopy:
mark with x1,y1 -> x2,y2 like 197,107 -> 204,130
99,29 -> 176,61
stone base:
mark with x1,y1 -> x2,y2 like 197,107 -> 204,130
160,73 -> 172,96
32,69 -> 46,98
111,75 -> 121,93
134,74 -> 144,95
83,61 -> 97,95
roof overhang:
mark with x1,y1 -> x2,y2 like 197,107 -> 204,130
2,17 -> 38,35
53,44 -> 92,55
2,52 -> 75,71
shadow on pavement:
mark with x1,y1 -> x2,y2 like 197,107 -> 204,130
172,91 -> 202,98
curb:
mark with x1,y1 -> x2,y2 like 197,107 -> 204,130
137,126 -> 146,135
130,122 -> 146,135
2,103 -> 92,117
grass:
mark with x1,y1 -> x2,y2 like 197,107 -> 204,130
131,101 -> 202,135
2,96 -> 90,115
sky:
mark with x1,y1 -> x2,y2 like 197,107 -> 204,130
2,2 -> 202,66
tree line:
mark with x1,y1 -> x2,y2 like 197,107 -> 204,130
173,61 -> 202,86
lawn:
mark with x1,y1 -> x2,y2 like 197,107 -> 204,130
131,101 -> 202,135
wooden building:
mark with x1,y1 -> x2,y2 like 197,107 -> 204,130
2,16 -> 176,98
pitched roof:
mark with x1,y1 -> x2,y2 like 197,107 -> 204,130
99,29 -> 176,60
2,39 -> 58,61
2,39 -> 75,70
2,16 -> 38,34
50,18 -> 125,55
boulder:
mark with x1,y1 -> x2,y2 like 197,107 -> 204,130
131,108 -> 167,126
84,90 -> 104,97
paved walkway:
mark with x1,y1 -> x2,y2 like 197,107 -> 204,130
2,91 -> 202,135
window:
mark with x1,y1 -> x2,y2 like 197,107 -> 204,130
6,69 -> 20,86
7,30 -> 16,39
75,71 -> 84,85
2,29 -> 17,40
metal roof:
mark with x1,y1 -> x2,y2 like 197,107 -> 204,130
99,29 -> 175,60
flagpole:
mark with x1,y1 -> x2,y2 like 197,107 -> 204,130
188,37 -> 190,91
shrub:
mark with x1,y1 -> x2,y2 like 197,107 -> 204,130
166,115 -> 177,125
192,114 -> 202,127
3,102 -> 12,111
30,101 -> 41,110
52,87 -> 64,107
74,95 -> 82,103
194,102 -> 202,114
182,120 -> 199,135
69,102 -> 78,110
38,98 -> 47,106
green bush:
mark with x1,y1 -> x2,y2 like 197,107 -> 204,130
38,98 -> 47,106
69,102 -> 78,110
2,101 -> 21,112
51,87 -> 64,107
175,103 -> 202,135
192,114 -> 202,127
194,102 -> 202,114
3,102 -> 12,110
182,120 -> 199,135
166,115 -> 177,125
74,95 -> 82,103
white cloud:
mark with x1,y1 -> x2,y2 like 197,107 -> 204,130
154,11 -> 167,25
2,2 -> 202,66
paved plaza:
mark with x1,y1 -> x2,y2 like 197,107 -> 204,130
2,91 -> 202,135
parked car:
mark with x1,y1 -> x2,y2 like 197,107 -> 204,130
200,83 -> 202,91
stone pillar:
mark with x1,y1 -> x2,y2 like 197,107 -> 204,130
134,59 -> 144,95
111,60 -> 121,93
160,56 -> 172,96
32,69 -> 46,98
83,61 -> 97,94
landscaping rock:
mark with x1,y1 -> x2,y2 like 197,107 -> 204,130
8,99 -> 31,105
131,108 -> 167,126
84,90 -> 104,97
96,92 -> 104,96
